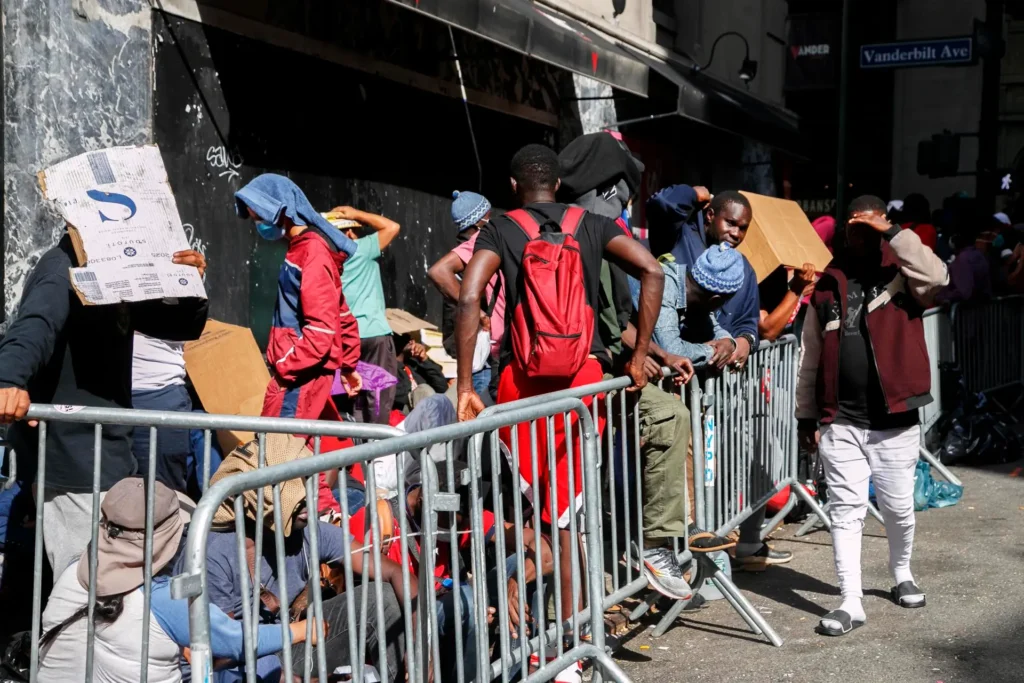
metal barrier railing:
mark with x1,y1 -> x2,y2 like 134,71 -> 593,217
16,405 -> 402,683
173,396 -> 627,683
951,294 -> 1024,406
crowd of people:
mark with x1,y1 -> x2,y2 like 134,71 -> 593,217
0,127 -> 1010,680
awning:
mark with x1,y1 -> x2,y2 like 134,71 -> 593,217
386,0 -> 649,97
624,47 -> 805,156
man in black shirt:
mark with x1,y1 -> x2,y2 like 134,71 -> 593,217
0,234 -> 208,578
454,143 -> 666,632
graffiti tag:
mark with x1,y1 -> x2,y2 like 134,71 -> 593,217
206,146 -> 243,183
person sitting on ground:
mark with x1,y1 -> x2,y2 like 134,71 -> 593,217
393,335 -> 449,414
0,224 -> 207,580
647,185 -> 792,571
38,477 -> 300,683
454,143 -> 665,675
330,206 -> 403,423
193,433 -> 416,681
350,457 -> 554,681
428,191 -> 502,402
798,195 -> 948,637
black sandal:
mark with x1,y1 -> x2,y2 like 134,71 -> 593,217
817,610 -> 865,637
891,581 -> 926,608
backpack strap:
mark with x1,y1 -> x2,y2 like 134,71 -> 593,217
504,209 -> 541,240
506,206 -> 587,239
560,206 -> 586,236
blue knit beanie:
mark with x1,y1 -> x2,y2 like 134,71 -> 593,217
451,191 -> 492,231
691,243 -> 745,295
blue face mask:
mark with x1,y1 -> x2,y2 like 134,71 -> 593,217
255,220 -> 285,241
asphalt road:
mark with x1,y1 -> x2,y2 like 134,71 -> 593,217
609,463 -> 1024,683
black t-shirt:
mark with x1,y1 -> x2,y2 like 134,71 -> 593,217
836,277 -> 919,430
474,202 -> 624,370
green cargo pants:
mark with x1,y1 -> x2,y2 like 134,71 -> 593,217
636,383 -> 690,541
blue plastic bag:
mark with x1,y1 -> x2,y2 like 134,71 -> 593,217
913,460 -> 964,511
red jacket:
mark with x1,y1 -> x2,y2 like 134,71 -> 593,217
797,228 -> 948,425
267,228 -> 361,381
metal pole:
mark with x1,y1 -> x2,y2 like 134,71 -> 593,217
978,0 -> 1004,213
836,0 -> 852,220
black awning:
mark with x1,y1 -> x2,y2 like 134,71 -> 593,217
386,0 -> 649,97
623,47 -> 805,156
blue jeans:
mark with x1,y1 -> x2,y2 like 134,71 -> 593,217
472,366 -> 491,399
131,384 -> 192,493
345,487 -> 366,515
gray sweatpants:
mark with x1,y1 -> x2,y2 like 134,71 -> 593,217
43,490 -> 104,582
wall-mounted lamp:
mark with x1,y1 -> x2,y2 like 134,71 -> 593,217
694,31 -> 758,83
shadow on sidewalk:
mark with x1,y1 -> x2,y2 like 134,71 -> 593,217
730,565 -> 889,618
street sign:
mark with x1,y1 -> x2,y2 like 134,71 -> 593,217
860,37 -> 974,69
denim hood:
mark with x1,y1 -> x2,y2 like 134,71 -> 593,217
234,173 -> 357,256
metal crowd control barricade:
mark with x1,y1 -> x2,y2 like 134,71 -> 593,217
18,404 -> 402,683
472,356 -> 803,649
951,294 -> 1024,413
697,336 -> 827,645
916,306 -> 963,486
173,397 -> 628,683
471,373 -> 702,644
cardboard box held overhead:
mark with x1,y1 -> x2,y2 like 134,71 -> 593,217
38,145 -> 207,305
737,192 -> 833,283
183,319 -> 269,453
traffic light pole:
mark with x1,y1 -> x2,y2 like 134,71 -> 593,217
836,0 -> 852,222
978,0 -> 1004,211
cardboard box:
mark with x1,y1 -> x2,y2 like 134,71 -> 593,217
38,145 -> 207,305
385,308 -> 437,336
737,192 -> 833,283
184,319 -> 269,453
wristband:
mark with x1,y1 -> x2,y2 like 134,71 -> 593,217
738,333 -> 756,349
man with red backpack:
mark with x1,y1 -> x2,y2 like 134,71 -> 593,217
454,144 -> 665,652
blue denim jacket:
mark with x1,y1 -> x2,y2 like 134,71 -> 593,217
629,257 -> 732,367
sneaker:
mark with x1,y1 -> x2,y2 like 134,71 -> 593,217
688,524 -> 737,553
639,544 -> 693,601
732,544 -> 793,572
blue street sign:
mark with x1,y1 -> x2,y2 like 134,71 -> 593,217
860,37 -> 974,69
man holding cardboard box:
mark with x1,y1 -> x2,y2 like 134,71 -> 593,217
0,236 -> 208,578
647,185 -> 797,570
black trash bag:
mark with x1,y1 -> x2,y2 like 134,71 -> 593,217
0,631 -> 31,682
939,420 -> 973,466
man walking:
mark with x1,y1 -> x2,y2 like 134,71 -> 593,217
797,195 -> 948,636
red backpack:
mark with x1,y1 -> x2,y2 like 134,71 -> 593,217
504,206 -> 594,379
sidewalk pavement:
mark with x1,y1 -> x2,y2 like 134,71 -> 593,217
610,463 -> 1024,683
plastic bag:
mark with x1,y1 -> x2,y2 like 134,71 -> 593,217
913,460 -> 964,511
